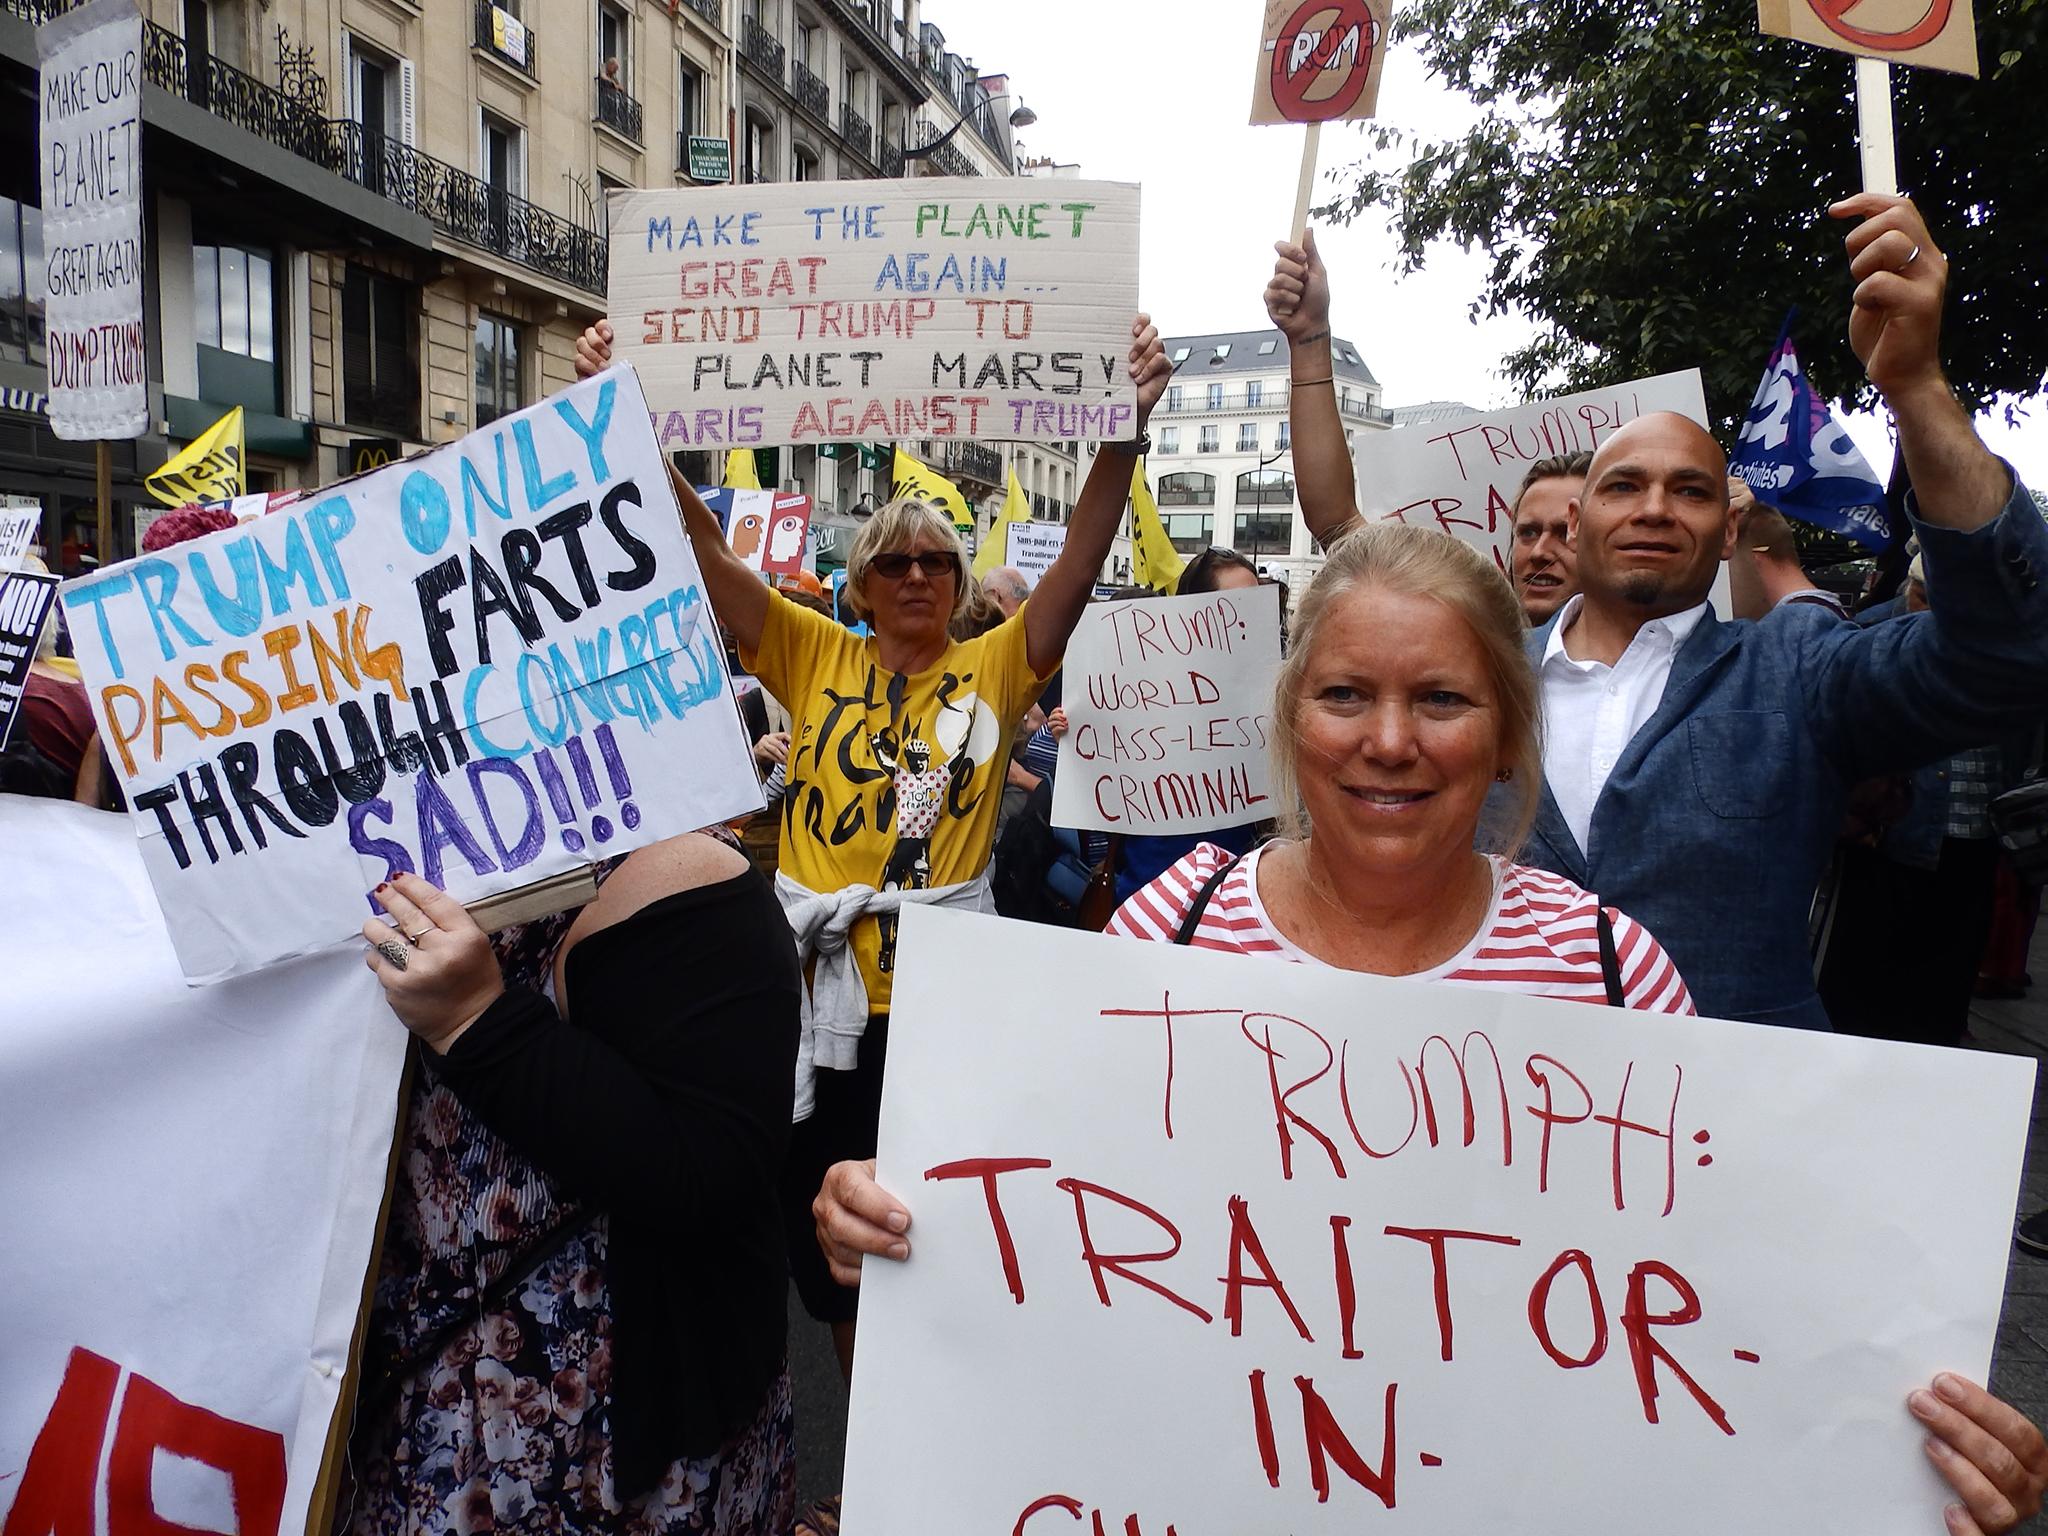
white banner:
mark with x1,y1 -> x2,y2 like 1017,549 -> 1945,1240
0,503 -> 39,571
1052,583 -> 1282,835
0,798 -> 406,1536
61,366 -> 764,981
846,908 -> 2034,1536
608,179 -> 1140,452
38,0 -> 146,440
1006,520 -> 1066,584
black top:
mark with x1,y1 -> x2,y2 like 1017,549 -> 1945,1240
435,865 -> 801,1495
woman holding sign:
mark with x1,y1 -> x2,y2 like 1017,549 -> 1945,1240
575,315 -> 1172,1374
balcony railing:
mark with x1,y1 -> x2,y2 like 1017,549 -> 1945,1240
943,441 -> 1002,486
792,58 -> 830,121
474,1 -> 537,75
879,141 -> 905,178
840,103 -> 873,163
741,15 -> 784,82
913,122 -> 977,178
676,0 -> 722,26
595,77 -> 643,143
1160,387 -> 1287,415
333,124 -> 607,294
143,24 -> 337,162
1342,397 -> 1396,424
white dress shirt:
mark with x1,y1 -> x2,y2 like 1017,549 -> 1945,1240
1540,594 -> 1711,855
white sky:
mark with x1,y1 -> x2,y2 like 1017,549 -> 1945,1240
985,0 -> 2046,490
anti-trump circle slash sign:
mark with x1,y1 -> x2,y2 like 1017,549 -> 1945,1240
1267,0 -> 1382,122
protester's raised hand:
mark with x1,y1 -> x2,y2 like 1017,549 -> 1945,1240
813,1157 -> 910,1288
1265,229 -> 1332,347
1829,194 -> 1948,403
362,873 -> 505,1054
1130,313 -> 1170,427
1908,1372 -> 2048,1533
1727,476 -> 1761,534
574,319 -> 616,380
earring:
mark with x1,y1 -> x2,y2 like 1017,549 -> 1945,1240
1495,767 -> 1513,783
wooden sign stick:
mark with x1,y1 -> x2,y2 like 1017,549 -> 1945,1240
1292,121 -> 1322,243
1855,56 -> 1899,196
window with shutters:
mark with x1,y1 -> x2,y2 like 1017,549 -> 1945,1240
341,265 -> 418,437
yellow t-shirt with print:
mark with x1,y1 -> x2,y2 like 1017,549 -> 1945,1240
744,592 -> 1049,1014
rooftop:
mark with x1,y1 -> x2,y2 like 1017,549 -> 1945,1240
1389,399 -> 1479,428
1163,329 -> 1378,388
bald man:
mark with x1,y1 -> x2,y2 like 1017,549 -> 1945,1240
1279,194 -> 2048,1029
983,566 -> 1031,619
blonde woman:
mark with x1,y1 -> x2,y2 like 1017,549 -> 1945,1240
573,316 -> 1170,1369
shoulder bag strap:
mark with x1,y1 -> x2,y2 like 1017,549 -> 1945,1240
1174,853 -> 1246,945
1596,904 -> 1627,1008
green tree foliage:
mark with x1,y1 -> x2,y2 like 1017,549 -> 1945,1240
1325,0 -> 2048,435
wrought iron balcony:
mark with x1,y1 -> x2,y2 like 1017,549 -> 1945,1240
141,22 -> 335,162
840,103 -> 873,162
332,124 -> 607,295
792,58 -> 829,122
1158,387 -> 1288,415
943,441 -> 1001,486
473,1 -> 537,76
879,141 -> 905,179
595,77 -> 643,143
741,15 -> 784,82
676,0 -> 722,26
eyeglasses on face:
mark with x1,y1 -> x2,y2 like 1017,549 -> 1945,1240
869,550 -> 959,580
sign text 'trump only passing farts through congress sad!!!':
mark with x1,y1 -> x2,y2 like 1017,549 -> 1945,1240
606,179 -> 1140,451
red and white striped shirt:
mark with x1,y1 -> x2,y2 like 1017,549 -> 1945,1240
1106,842 -> 1695,1015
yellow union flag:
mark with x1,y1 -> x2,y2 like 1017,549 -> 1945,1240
145,408 -> 245,508
722,448 -> 762,490
1128,456 -> 1185,594
892,447 -> 974,533
974,468 -> 1031,578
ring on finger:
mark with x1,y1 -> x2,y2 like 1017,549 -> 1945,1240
405,925 -> 432,945
375,939 -> 410,970
1905,244 -> 1922,266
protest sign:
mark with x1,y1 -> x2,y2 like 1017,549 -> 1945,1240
0,503 -> 39,571
0,570 -> 60,749
701,487 -> 815,577
607,179 -> 1141,451
38,0 -> 146,441
1051,583 -> 1281,836
1250,0 -> 1393,124
1758,0 -> 1978,76
1005,520 -> 1066,584
0,799 -> 406,1536
845,908 -> 2034,1536
145,407 -> 245,507
60,365 -> 764,982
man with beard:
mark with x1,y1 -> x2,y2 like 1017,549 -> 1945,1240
1509,452 -> 1588,625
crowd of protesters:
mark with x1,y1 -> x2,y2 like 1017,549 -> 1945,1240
8,190 -> 2048,1536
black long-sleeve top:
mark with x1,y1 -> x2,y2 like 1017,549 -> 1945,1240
434,865 -> 801,1497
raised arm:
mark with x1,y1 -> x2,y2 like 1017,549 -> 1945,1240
1265,230 -> 1359,546
575,321 -> 770,653
1022,314 -> 1170,677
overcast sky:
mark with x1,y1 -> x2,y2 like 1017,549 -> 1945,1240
988,0 -> 2045,489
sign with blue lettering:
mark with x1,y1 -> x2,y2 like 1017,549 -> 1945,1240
59,367 -> 764,982
606,178 -> 1141,454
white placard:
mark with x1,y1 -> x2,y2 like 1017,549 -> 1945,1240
1052,583 -> 1282,835
608,179 -> 1140,452
0,504 -> 39,571
0,798 -> 406,1535
845,908 -> 2035,1536
38,0 -> 147,440
60,367 -> 764,981
1006,520 -> 1067,584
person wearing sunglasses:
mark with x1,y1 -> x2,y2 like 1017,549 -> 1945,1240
573,314 -> 1172,1383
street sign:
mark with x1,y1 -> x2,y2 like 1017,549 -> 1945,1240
688,135 -> 731,182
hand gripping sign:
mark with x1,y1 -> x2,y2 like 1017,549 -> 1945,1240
1250,0 -> 1393,125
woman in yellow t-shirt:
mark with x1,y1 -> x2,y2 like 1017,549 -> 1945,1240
575,315 -> 1171,1363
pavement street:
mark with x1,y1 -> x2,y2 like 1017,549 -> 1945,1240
787,921 -> 2048,1525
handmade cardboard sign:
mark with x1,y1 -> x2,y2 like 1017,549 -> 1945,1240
1005,520 -> 1066,584
1758,0 -> 1978,77
0,504 -> 39,570
0,800 -> 406,1536
704,486 -> 814,578
844,908 -> 2035,1536
607,179 -> 1141,451
1350,370 -> 1710,579
1052,583 -> 1282,836
60,366 -> 764,982
1250,0 -> 1394,124
0,570 -> 60,749
38,0 -> 147,439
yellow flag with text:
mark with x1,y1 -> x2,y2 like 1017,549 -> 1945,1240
892,447 -> 974,532
1128,456 -> 1185,594
974,469 -> 1032,578
722,448 -> 762,490
145,408 -> 244,507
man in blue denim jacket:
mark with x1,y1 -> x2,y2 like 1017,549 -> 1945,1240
1278,194 -> 2048,1028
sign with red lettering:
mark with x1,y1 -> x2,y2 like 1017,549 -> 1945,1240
1758,0 -> 1978,77
1050,584 -> 1282,836
1250,0 -> 1393,125
0,801 -> 405,1532
844,909 -> 2033,1535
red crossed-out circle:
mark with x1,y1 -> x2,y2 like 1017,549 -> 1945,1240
1270,0 -> 1378,122
1804,0 -> 1957,52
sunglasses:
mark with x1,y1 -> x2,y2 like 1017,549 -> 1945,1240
869,551 -> 960,580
